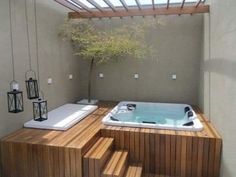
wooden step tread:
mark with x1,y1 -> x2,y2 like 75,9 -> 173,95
84,137 -> 114,158
102,150 -> 128,177
142,174 -> 172,177
124,163 -> 143,177
83,137 -> 114,177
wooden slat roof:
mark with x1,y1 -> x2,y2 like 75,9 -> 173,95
55,0 -> 209,18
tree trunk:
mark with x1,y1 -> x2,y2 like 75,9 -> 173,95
88,58 -> 95,103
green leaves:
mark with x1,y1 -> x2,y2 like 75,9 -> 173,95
59,18 -> 159,64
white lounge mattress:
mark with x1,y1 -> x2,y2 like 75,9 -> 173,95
24,104 -> 98,131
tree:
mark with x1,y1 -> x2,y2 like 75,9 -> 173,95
59,18 -> 159,103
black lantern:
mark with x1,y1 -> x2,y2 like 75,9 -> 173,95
7,81 -> 24,113
25,70 -> 39,99
33,98 -> 48,122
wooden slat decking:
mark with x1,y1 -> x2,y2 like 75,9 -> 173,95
143,174 -> 173,177
0,101 -> 222,177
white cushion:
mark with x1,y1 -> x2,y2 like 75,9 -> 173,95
24,104 -> 98,131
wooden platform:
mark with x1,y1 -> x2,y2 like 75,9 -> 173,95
0,101 -> 222,177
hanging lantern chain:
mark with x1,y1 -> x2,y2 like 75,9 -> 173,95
24,0 -> 39,100
7,0 -> 24,113
32,0 -> 48,121
8,0 -> 16,81
24,0 -> 32,71
33,0 -> 41,91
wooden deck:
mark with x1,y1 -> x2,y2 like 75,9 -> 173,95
0,101 -> 222,177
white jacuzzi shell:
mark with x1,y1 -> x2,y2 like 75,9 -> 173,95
102,101 -> 203,131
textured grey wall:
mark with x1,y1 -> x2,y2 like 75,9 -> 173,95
0,0 -> 80,138
77,15 -> 203,105
0,1 -> 203,139
199,0 -> 236,176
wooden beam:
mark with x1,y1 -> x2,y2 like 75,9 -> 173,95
181,0 -> 185,8
87,0 -> 104,12
195,0 -> 202,7
152,0 -> 155,10
135,0 -> 142,10
119,0 -> 129,11
167,0 -> 170,9
68,5 -> 210,18
103,0 -> 116,12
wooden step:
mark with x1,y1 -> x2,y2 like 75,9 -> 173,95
142,174 -> 171,177
102,150 -> 128,177
124,163 -> 143,177
83,137 -> 114,177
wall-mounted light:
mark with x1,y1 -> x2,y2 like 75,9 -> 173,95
69,74 -> 73,80
99,73 -> 104,78
47,78 -> 53,85
172,74 -> 177,80
134,73 -> 139,79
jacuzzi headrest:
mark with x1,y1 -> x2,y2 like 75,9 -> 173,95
188,111 -> 194,118
127,104 -> 136,111
184,106 -> 191,113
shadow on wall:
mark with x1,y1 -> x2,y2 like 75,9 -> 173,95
203,58 -> 236,80
221,159 -> 234,177
203,59 -> 236,177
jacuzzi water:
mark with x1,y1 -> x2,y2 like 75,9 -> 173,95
102,101 -> 203,131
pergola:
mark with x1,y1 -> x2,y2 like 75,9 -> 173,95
55,0 -> 209,19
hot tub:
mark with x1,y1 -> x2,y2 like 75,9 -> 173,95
102,101 -> 203,131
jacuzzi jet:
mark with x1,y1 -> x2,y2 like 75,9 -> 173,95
142,121 -> 156,124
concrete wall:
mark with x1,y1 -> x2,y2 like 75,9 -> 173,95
199,0 -> 236,176
78,15 -> 203,105
0,1 -> 203,139
0,0 -> 80,138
